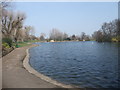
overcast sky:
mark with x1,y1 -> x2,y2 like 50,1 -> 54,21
14,2 -> 118,37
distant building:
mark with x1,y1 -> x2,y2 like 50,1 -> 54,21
50,40 -> 55,42
83,39 -> 85,41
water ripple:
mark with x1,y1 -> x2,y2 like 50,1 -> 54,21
30,41 -> 119,88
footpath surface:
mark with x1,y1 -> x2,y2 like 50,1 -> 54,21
2,45 -> 59,88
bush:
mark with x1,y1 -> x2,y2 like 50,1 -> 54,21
2,38 -> 13,47
112,36 -> 120,42
116,36 -> 120,42
2,42 -> 10,49
2,42 -> 14,56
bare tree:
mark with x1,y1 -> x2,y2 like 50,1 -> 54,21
0,0 -> 12,43
24,25 -> 35,41
49,28 -> 64,41
95,19 -> 120,42
63,32 -> 68,40
40,33 -> 46,41
2,11 -> 26,42
81,32 -> 86,40
15,28 -> 25,42
71,34 -> 76,40
92,30 -> 103,42
1,0 -> 12,9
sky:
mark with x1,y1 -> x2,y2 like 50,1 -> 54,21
14,2 -> 118,37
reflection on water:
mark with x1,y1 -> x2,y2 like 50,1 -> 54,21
29,41 -> 119,88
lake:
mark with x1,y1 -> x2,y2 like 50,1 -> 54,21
29,41 -> 119,88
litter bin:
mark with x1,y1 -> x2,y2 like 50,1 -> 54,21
16,43 -> 19,48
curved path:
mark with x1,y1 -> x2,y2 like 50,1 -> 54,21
2,44 -> 60,88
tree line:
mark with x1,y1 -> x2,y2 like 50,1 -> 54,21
1,1 -> 120,50
47,28 -> 91,41
1,1 -> 119,44
39,19 -> 120,42
92,19 -> 120,42
39,28 -> 91,42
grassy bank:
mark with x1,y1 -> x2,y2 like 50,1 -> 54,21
17,40 -> 39,48
2,40 -> 40,56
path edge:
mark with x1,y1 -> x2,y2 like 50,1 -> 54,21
23,44 -> 74,88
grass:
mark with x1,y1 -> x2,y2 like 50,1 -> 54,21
17,40 -> 39,48
17,42 -> 30,47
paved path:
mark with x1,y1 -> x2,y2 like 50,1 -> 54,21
0,57 -> 2,89
2,45 -> 60,88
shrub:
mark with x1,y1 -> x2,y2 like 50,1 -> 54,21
2,42 -> 10,49
2,42 -> 14,56
112,36 -> 120,42
2,38 -> 13,47
116,36 -> 120,42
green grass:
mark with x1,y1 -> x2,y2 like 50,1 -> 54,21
17,42 -> 30,47
17,40 -> 40,48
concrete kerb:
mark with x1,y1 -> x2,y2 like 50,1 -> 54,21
23,45 -> 74,88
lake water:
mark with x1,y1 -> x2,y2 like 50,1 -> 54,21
29,41 -> 119,88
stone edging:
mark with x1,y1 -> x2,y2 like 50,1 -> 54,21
23,45 -> 74,88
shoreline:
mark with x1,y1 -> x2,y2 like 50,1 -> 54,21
23,44 -> 76,88
3,44 -> 60,88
